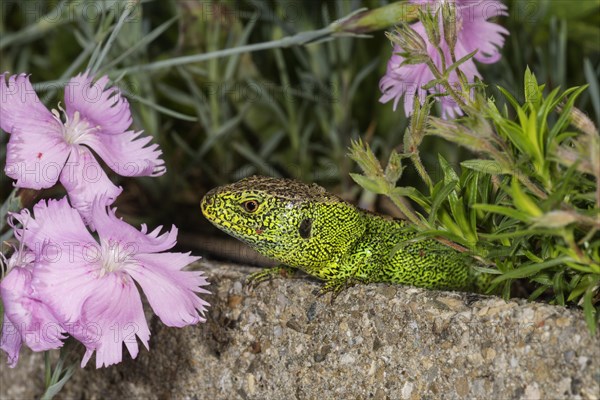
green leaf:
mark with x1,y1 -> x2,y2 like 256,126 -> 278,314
125,91 -> 197,122
460,159 -> 507,175
438,154 -> 460,183
584,58 -> 600,123
524,66 -> 541,105
472,204 -> 531,222
421,78 -> 446,91
480,228 -> 552,240
529,285 -> 550,301
1,189 -> 21,222
492,257 -> 570,282
496,85 -> 521,111
493,115 -> 530,156
349,173 -> 387,195
449,195 -> 475,242
411,229 -> 471,247
41,365 -> 76,400
549,85 -> 589,140
473,266 -> 502,275
392,187 -> 430,210
437,212 -> 464,238
391,186 -> 417,197
384,150 -> 404,185
531,274 -> 554,286
510,178 -> 543,217
428,180 -> 458,225
464,171 -> 480,239
553,271 -> 567,306
445,49 -> 477,76
567,275 -> 600,302
537,87 -> 562,141
516,107 -> 543,166
225,14 -> 259,81
100,16 -> 179,73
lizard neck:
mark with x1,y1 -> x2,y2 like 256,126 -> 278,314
263,200 -> 367,274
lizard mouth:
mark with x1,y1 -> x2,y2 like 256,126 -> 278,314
201,191 -> 268,243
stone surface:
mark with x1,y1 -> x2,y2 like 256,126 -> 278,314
1,260 -> 599,399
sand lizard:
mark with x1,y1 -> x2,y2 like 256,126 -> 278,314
201,176 -> 490,296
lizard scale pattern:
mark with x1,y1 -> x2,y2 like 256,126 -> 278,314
201,176 -> 489,294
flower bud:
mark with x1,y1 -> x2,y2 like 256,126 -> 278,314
442,2 -> 458,56
336,2 -> 419,34
419,8 -> 441,47
386,24 -> 429,64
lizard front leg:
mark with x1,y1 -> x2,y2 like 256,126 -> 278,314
246,265 -> 298,287
317,276 -> 367,301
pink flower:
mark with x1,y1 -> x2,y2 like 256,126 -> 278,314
0,71 -> 166,224
1,249 -> 66,367
10,197 -> 209,368
379,0 -> 508,117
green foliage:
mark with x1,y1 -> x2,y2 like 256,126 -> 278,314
41,349 -> 77,400
350,49 -> 600,334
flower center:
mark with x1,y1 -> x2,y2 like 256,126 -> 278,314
98,239 -> 137,278
51,104 -> 100,145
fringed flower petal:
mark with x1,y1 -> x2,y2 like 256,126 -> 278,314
10,197 -> 95,253
64,72 -> 132,136
0,251 -> 67,367
0,317 -> 23,368
66,273 -> 150,368
1,73 -> 70,189
81,130 -> 166,177
1,265 -> 67,352
91,200 -> 178,254
0,73 -> 61,136
127,253 -> 209,327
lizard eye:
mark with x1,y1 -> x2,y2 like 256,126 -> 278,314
242,200 -> 259,213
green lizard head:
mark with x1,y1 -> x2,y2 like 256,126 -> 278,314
201,176 -> 366,271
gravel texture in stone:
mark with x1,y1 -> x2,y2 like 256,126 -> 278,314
1,260 -> 599,399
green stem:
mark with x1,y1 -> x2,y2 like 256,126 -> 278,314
110,27 -> 334,76
432,38 -> 447,76
563,229 -> 598,272
44,351 -> 52,388
410,153 -> 433,191
388,192 -> 425,228
425,59 -> 468,110
90,0 -> 137,75
517,175 -> 548,199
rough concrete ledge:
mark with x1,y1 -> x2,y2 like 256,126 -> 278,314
1,260 -> 599,399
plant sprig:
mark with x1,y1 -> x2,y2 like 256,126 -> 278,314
351,7 -> 599,334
